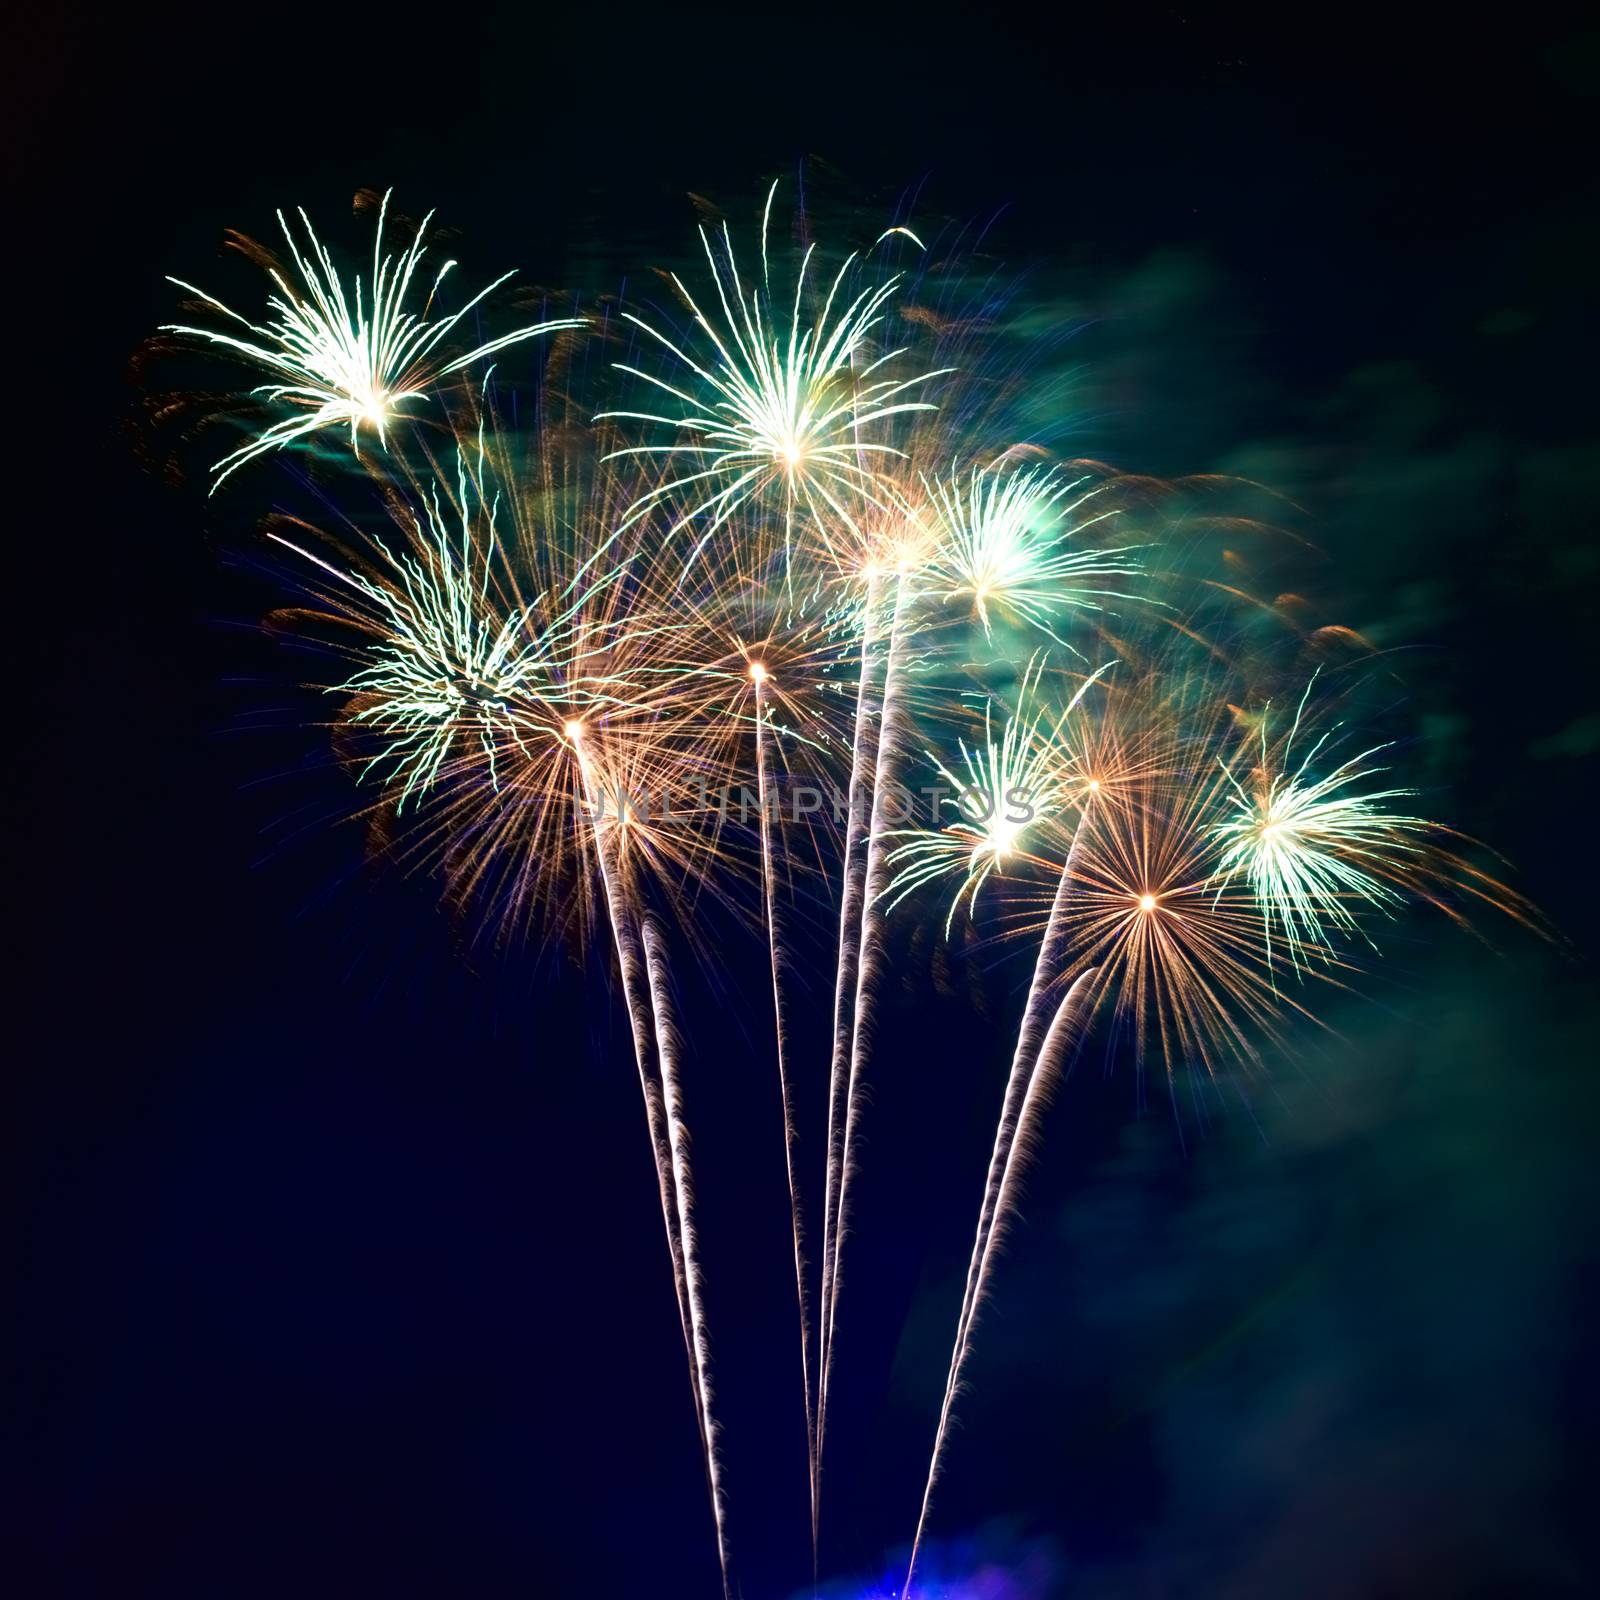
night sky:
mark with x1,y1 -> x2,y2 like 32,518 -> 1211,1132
6,6 -> 1599,1597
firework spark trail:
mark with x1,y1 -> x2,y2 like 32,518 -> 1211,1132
938,808 -> 1092,1406
815,569 -> 885,1496
582,767 -> 695,1366
904,968 -> 1099,1597
588,817 -> 696,1378
642,915 -> 733,1600
750,666 -> 820,1562
819,569 -> 912,1465
573,735 -> 729,1593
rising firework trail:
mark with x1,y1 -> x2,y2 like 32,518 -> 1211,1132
818,564 -> 914,1475
642,913 -> 732,1599
571,724 -> 732,1600
749,660 -> 818,1557
904,967 -> 1099,1598
815,566 -> 885,1520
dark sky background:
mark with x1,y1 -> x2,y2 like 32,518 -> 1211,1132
5,5 -> 1599,1597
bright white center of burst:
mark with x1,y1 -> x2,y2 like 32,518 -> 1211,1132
564,720 -> 584,742
749,662 -> 768,684
1087,778 -> 1102,794
777,436 -> 803,468
1138,893 -> 1158,913
988,818 -> 1021,858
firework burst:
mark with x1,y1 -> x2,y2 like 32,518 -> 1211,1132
922,458 -> 1142,646
145,181 -> 1547,1600
1210,678 -> 1448,969
599,184 -> 949,569
163,190 -> 583,487
885,657 -> 1112,932
267,452 -> 618,809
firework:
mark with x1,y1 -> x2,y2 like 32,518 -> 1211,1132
1209,678 -> 1438,969
818,565 -> 916,1472
598,184 -> 949,570
1057,735 -> 1327,1086
267,450 -> 623,808
890,663 -> 1109,1593
577,726 -> 733,1599
163,190 -> 583,487
147,181 -> 1545,1599
884,657 -> 1112,933
264,415 -> 747,1589
922,459 -> 1142,646
891,626 -> 1545,1583
903,966 -> 1099,1598
894,685 -> 1317,1595
817,559 -> 1115,1496
361,422 -> 753,944
679,576 -> 858,1570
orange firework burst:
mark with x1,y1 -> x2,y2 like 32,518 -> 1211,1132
1056,749 -> 1309,1082
266,408 -> 767,950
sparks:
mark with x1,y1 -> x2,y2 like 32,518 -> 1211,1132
145,183 -> 1543,1600
163,189 -> 584,488
266,454 -> 550,807
1210,679 -> 1429,968
923,459 -> 1142,645
599,183 -> 950,568
885,658 -> 1114,932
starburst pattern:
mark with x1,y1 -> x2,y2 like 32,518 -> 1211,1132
146,183 -> 1542,1600
163,190 -> 583,486
885,659 -> 1111,930
600,185 -> 949,567
1210,680 -> 1429,968
922,458 -> 1141,644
